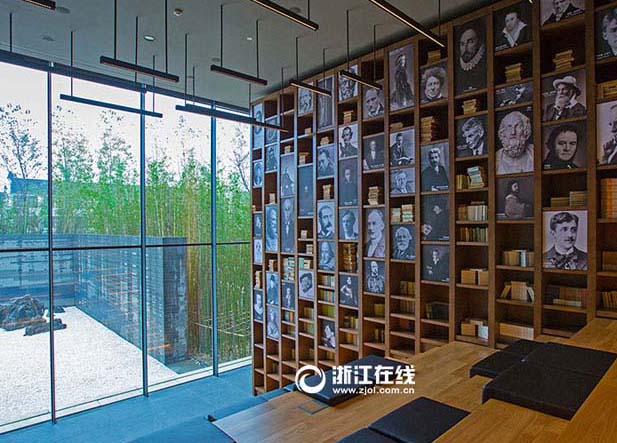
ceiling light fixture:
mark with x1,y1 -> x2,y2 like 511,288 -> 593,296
247,0 -> 319,31
288,36 -> 332,97
367,0 -> 445,48
22,0 -> 56,10
100,0 -> 179,83
210,5 -> 268,86
340,9 -> 382,91
176,103 -> 287,131
143,34 -> 155,42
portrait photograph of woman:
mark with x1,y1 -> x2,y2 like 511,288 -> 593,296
542,121 -> 587,170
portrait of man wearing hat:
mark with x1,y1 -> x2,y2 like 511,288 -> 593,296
544,75 -> 586,121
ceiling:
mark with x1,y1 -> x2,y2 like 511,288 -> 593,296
0,0 -> 493,108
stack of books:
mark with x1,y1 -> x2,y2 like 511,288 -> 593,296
569,190 -> 587,207
323,184 -> 333,200
420,116 -> 438,143
602,251 -> 617,271
368,186 -> 382,206
550,196 -> 570,207
553,50 -> 574,71
304,127 -> 313,135
457,202 -> 488,221
300,229 -> 309,240
342,243 -> 358,272
461,318 -> 488,339
505,63 -> 523,83
467,166 -> 487,189
284,145 -> 293,154
458,226 -> 488,242
499,281 -> 534,302
320,136 -> 330,146
601,178 -> 617,218
254,271 -> 261,289
462,99 -> 480,115
305,244 -> 314,256
298,257 -> 312,269
390,122 -> 404,131
502,249 -> 535,267
427,49 -> 442,64
298,153 -> 308,165
343,110 -> 355,124
269,193 -> 276,204
391,208 -> 401,223
597,79 -> 617,100
601,290 -> 617,310
402,204 -> 415,222
283,257 -> 296,281
545,285 -> 588,308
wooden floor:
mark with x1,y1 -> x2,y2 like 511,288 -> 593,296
215,319 -> 617,443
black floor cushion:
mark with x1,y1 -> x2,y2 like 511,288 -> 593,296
350,355 -> 412,382
500,339 -> 544,357
302,368 -> 370,406
469,351 -> 522,379
523,342 -> 617,378
482,361 -> 600,420
368,397 -> 469,443
337,428 -> 400,443
207,396 -> 266,422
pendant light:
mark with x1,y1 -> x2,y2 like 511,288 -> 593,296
339,9 -> 382,91
210,6 -> 268,86
367,0 -> 445,48
100,0 -> 180,83
247,0 -> 318,31
22,0 -> 56,10
289,36 -> 332,97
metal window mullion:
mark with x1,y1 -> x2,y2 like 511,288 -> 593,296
211,110 -> 219,377
140,89 -> 149,395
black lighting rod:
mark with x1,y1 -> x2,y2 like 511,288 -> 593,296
60,94 -> 163,118
22,0 -> 56,10
289,79 -> 331,97
247,0 -> 319,31
340,9 -> 382,90
367,0 -> 444,48
176,103 -> 288,132
210,4 -> 268,85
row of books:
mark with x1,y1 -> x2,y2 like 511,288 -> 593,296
550,191 -> 587,208
298,257 -> 312,270
499,281 -> 535,302
318,289 -> 335,304
341,315 -> 359,329
425,301 -> 449,321
371,328 -> 386,343
398,280 -> 416,295
457,202 -> 488,221
282,311 -> 295,322
372,303 -> 386,317
502,249 -> 535,267
601,178 -> 617,219
600,290 -> 617,310
458,227 -> 488,243
391,204 -> 414,223
396,299 -> 415,315
283,257 -> 296,281
320,274 -> 335,287
545,285 -> 587,308
602,251 -> 617,271
319,304 -> 335,318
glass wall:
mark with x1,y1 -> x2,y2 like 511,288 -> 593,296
0,59 -> 251,431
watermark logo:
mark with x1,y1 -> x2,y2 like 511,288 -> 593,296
295,364 -> 326,394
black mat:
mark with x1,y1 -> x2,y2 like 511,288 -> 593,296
302,368 -> 368,406
523,342 -> 617,378
369,397 -> 469,443
337,428 -> 399,443
482,362 -> 600,420
207,396 -> 266,422
129,417 -> 234,443
500,339 -> 544,357
470,351 -> 522,379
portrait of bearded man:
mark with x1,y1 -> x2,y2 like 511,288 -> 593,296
496,109 -> 534,175
455,19 -> 487,95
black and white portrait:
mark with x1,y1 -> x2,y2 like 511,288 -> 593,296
363,85 -> 385,119
339,274 -> 358,308
596,8 -> 617,61
339,123 -> 359,159
364,208 -> 386,258
596,100 -> 617,165
494,2 -> 532,52
364,260 -> 386,294
339,208 -> 359,241
253,239 -> 263,264
280,154 -> 295,197
389,44 -> 414,111
265,205 -> 278,252
281,282 -> 295,310
420,62 -> 448,104
543,121 -> 587,170
543,210 -> 588,270
317,201 -> 335,239
495,81 -> 533,108
253,103 -> 264,148
266,306 -> 279,340
265,144 -> 278,173
298,270 -> 314,300
298,165 -> 314,216
456,116 -> 488,158
265,116 -> 279,145
253,289 -> 264,321
542,70 -> 587,121
317,76 -> 334,129
390,167 -> 415,195
298,83 -> 314,115
422,246 -> 450,282
497,177 -> 534,219
339,65 -> 359,101
339,158 -> 358,206
253,213 -> 262,238
390,129 -> 415,166
496,107 -> 534,175
541,0 -> 585,26
253,160 -> 263,187
266,272 -> 279,305
321,319 -> 336,348
318,241 -> 336,271
391,224 -> 415,260
421,142 -> 449,191
421,195 -> 449,241
454,17 -> 487,95
317,144 -> 336,178
281,198 -> 295,253
363,134 -> 385,170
